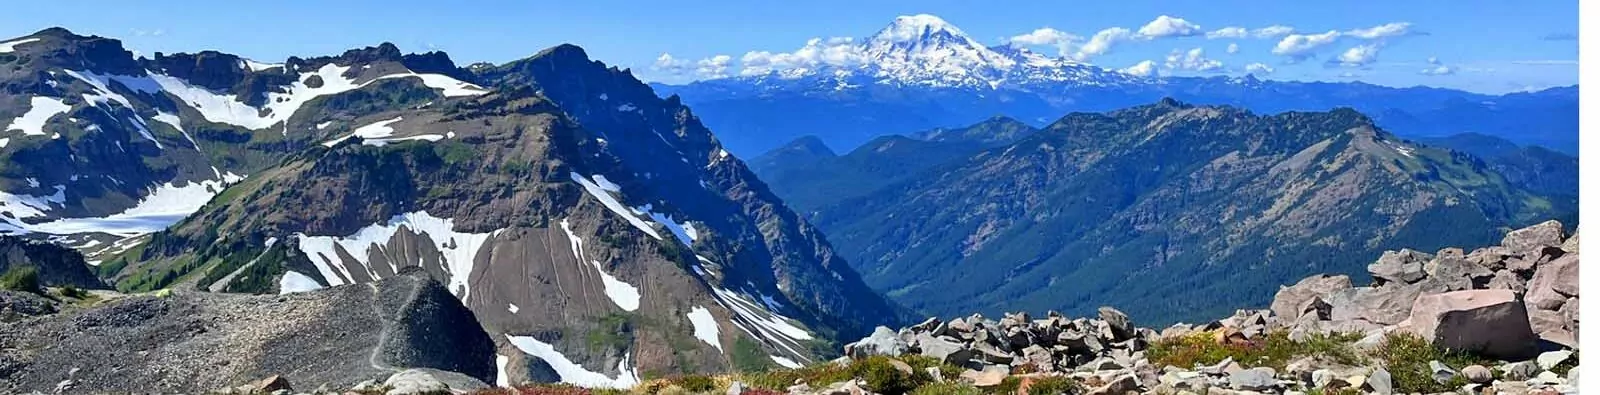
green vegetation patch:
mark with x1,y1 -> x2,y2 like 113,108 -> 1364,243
1148,330 -> 1366,371
0,265 -> 42,294
1372,332 -> 1498,393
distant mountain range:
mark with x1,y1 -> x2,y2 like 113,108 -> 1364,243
753,99 -> 1578,325
653,15 -> 1578,157
0,27 -> 906,387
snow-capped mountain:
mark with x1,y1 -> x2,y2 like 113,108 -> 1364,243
738,14 -> 1141,90
653,15 -> 1577,156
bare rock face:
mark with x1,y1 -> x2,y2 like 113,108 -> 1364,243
1402,289 -> 1538,360
1271,275 -> 1353,320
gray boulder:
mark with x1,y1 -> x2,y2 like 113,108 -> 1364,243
1327,284 -> 1421,325
1402,289 -> 1538,360
1502,220 -> 1566,252
1368,249 -> 1431,284
1098,306 -> 1134,341
1228,367 -> 1278,391
845,326 -> 910,359
914,333 -> 972,365
1270,275 -> 1352,321
383,369 -> 488,395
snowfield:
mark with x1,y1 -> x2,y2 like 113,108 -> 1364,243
687,306 -> 723,352
5,175 -> 245,237
506,335 -> 641,389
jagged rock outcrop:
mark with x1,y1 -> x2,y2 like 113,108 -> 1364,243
0,271 -> 496,394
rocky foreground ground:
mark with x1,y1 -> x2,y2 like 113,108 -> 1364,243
0,221 -> 1580,395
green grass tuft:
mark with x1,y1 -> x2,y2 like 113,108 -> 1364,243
0,265 -> 42,294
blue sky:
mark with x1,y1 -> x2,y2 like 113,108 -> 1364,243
0,0 -> 1577,93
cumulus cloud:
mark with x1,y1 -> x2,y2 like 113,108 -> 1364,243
696,55 -> 732,79
1010,27 -> 1082,46
1206,27 -> 1249,39
1245,62 -> 1274,74
656,53 -> 736,79
653,53 -> 692,75
1226,43 -> 1239,54
1271,30 -> 1341,59
1073,27 -> 1135,61
1253,25 -> 1294,38
1137,15 -> 1203,39
1119,60 -> 1158,77
1009,27 -> 1082,55
1344,22 -> 1415,39
1336,43 -> 1382,66
739,37 -> 866,76
1164,47 -> 1223,72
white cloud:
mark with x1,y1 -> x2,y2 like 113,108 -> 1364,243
1073,27 -> 1134,61
1336,43 -> 1382,66
696,55 -> 732,79
1137,15 -> 1203,38
1245,62 -> 1274,74
1164,47 -> 1223,72
1009,27 -> 1082,55
1345,22 -> 1414,39
1419,65 -> 1455,75
1271,30 -> 1341,59
1119,60 -> 1158,77
739,37 -> 867,76
1419,56 -> 1454,75
653,53 -> 692,75
1253,25 -> 1295,38
1206,27 -> 1249,39
1010,27 -> 1081,46
1226,43 -> 1240,54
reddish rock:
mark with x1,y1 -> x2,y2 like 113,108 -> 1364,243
1403,289 -> 1538,360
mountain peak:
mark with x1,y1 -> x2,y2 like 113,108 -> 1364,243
873,14 -> 966,42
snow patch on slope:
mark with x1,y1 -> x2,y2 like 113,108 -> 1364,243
687,306 -> 723,352
278,270 -> 324,294
295,211 -> 500,301
505,335 -> 641,389
6,97 -> 71,136
0,38 -> 39,53
559,218 -> 641,311
570,172 -> 662,240
771,355 -> 803,369
152,111 -> 199,149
